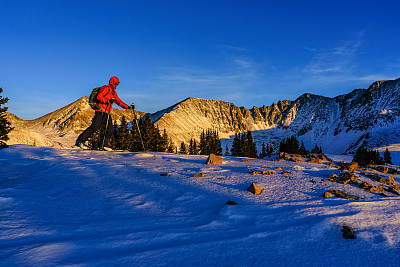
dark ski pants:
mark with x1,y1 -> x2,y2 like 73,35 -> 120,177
76,111 -> 113,147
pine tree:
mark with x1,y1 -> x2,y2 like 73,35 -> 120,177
384,148 -> 393,164
160,129 -> 169,152
199,130 -> 207,155
279,136 -> 301,154
0,88 -> 13,149
353,146 -> 384,166
311,144 -> 322,154
167,138 -> 175,153
188,138 -> 199,155
299,142 -> 308,155
245,131 -> 258,158
193,139 -> 198,155
260,142 -> 267,158
230,132 -> 257,158
109,122 -> 119,149
179,141 -> 187,154
267,143 -> 274,157
230,133 -> 241,157
87,125 -> 105,150
189,139 -> 194,155
140,114 -> 154,151
131,117 -> 143,151
113,116 -> 132,151
214,130 -> 222,155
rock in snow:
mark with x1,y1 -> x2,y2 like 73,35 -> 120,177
205,153 -> 223,165
342,226 -> 357,239
247,183 -> 264,195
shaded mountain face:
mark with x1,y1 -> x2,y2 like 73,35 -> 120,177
6,96 -> 143,148
151,78 -> 400,154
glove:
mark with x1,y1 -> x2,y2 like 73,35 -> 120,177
107,98 -> 115,104
128,103 -> 135,110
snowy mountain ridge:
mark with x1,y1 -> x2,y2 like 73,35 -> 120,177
151,78 -> 400,154
5,78 -> 400,153
6,97 -> 144,147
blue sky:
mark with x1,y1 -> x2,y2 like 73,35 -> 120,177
1,0 -> 400,119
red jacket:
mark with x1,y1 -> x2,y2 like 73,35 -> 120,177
96,76 -> 129,113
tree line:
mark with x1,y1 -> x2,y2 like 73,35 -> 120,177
88,114 -> 175,152
0,89 -> 394,166
0,88 -> 13,149
180,129 -> 222,155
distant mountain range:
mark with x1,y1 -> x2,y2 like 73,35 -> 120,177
6,78 -> 400,154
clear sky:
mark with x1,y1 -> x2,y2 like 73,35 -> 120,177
1,0 -> 400,120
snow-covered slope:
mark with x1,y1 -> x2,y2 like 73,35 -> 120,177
1,145 -> 400,266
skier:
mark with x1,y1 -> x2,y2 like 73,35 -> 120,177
75,76 -> 134,151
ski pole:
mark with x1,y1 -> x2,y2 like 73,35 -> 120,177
100,112 -> 110,150
133,108 -> 146,151
101,103 -> 112,150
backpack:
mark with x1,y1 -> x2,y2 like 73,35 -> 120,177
88,87 -> 101,110
89,86 -> 113,110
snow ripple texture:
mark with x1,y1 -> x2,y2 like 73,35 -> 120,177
1,145 -> 400,266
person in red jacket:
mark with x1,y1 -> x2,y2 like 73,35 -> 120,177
75,76 -> 134,150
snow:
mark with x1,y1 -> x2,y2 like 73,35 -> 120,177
1,145 -> 400,266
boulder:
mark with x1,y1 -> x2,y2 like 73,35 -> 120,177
339,162 -> 358,172
368,173 -> 397,186
348,162 -> 359,171
247,183 -> 264,195
226,200 -> 238,205
325,162 -> 336,167
319,154 -> 332,162
193,173 -> 205,177
328,174 -> 339,182
329,190 -> 359,200
342,226 -> 356,239
359,181 -> 372,190
247,168 -> 262,175
368,186 -> 385,193
262,170 -> 276,175
338,172 -> 358,185
160,173 -> 172,176
367,173 -> 386,184
388,174 -> 396,186
282,170 -> 291,175
274,167 -> 282,171
376,166 -> 389,173
290,157 -> 303,163
241,159 -> 251,162
206,154 -> 223,165
322,192 -> 332,198
279,152 -> 291,159
308,158 -> 322,164
386,186 -> 400,196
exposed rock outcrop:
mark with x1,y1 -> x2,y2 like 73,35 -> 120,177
247,183 -> 264,195
205,154 -> 223,165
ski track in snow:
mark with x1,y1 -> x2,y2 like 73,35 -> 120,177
0,145 -> 400,266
